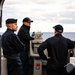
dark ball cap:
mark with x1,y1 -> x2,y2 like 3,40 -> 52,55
6,18 -> 17,24
23,17 -> 33,22
53,24 -> 63,33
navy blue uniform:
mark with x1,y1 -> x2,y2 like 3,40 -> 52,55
1,29 -> 25,75
18,24 -> 34,75
38,34 -> 75,75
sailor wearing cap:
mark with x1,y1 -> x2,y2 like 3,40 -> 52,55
18,17 -> 34,75
38,24 -> 75,75
1,18 -> 25,75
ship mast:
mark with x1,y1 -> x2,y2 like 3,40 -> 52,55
0,0 -> 5,27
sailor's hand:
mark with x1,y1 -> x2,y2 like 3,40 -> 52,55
47,57 -> 51,60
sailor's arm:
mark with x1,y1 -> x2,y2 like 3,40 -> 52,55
67,38 -> 75,49
38,41 -> 48,60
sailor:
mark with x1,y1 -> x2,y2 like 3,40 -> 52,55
1,18 -> 25,75
18,17 -> 34,75
38,24 -> 75,75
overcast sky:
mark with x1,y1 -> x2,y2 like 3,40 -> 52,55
0,0 -> 75,32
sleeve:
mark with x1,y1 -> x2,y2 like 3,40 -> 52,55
10,34 -> 25,52
67,38 -> 75,49
38,40 -> 48,60
18,28 -> 34,41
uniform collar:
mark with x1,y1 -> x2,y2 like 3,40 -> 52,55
7,28 -> 14,32
23,24 -> 30,30
55,34 -> 62,36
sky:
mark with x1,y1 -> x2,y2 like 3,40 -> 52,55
0,0 -> 75,32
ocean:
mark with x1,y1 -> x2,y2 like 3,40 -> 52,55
0,32 -> 75,41
42,32 -> 75,41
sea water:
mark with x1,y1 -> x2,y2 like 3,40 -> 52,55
42,32 -> 75,41
0,32 -> 75,41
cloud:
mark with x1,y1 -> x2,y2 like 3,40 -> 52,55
59,18 -> 75,24
1,0 -> 75,32
60,11 -> 75,18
